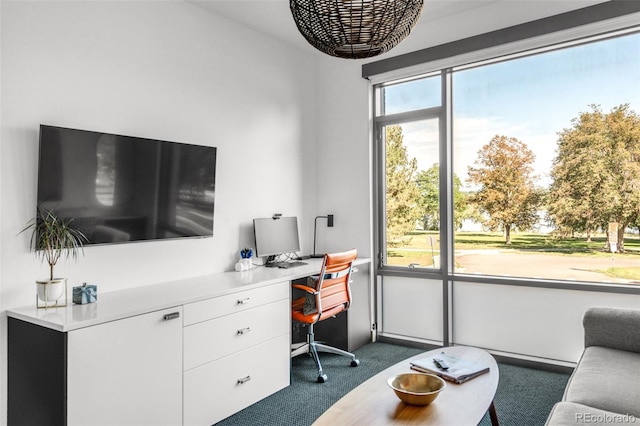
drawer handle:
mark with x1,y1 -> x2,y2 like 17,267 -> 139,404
163,312 -> 180,321
237,375 -> 251,385
237,297 -> 251,305
237,327 -> 251,335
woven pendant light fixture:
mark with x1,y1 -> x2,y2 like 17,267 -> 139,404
290,0 -> 424,59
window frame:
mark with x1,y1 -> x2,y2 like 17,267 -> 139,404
372,27 -> 640,296
373,72 -> 449,278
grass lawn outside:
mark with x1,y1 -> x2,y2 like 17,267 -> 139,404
454,231 -> 640,254
386,230 -> 640,282
601,267 -> 640,281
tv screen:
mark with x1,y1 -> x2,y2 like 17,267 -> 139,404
37,125 -> 217,245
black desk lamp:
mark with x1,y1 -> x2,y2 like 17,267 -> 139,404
311,214 -> 334,258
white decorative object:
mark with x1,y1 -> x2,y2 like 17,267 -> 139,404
235,258 -> 253,272
36,278 -> 67,308
36,278 -> 66,302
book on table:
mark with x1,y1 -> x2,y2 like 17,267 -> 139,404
410,352 -> 490,384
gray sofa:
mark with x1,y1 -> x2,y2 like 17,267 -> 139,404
546,307 -> 640,425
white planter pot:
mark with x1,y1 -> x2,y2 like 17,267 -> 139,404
36,278 -> 66,302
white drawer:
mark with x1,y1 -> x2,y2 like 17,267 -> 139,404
183,281 -> 289,326
183,298 -> 290,370
183,334 -> 290,426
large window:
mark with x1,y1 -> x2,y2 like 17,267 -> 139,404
374,30 -> 640,285
375,74 -> 443,270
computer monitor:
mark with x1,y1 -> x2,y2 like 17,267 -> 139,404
253,216 -> 301,260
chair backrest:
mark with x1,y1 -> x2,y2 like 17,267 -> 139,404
315,249 -> 358,321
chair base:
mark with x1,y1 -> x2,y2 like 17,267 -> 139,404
291,323 -> 360,383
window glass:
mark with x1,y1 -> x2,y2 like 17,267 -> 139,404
375,30 -> 640,285
452,32 -> 640,284
380,75 -> 441,116
383,118 -> 440,269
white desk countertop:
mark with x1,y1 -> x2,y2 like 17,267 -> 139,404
6,257 -> 370,332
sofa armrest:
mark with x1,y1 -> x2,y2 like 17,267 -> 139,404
583,307 -> 640,353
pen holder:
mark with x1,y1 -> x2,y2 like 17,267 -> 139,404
235,258 -> 253,272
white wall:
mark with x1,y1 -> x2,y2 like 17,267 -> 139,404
1,0 -> 319,298
453,282 -> 640,363
381,276 -> 443,343
313,57 -> 372,258
0,1 -> 320,421
0,2 -> 4,413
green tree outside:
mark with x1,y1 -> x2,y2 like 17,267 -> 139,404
416,164 -> 468,230
467,135 -> 542,244
385,125 -> 421,246
548,104 -> 640,251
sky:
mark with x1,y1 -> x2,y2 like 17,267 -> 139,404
385,31 -> 640,190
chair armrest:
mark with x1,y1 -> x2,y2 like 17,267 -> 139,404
292,284 -> 317,294
584,307 -> 640,353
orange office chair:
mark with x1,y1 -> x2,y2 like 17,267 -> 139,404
291,249 -> 360,383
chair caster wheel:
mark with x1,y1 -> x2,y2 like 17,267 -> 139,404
351,359 -> 360,367
317,374 -> 328,383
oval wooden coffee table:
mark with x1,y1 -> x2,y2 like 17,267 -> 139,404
313,346 -> 499,425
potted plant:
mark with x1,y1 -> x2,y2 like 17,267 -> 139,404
22,209 -> 87,306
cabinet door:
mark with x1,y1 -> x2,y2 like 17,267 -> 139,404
67,307 -> 183,426
349,263 -> 373,351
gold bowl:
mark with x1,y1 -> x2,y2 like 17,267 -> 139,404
387,373 -> 446,406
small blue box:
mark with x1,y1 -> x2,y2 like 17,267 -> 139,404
73,283 -> 97,304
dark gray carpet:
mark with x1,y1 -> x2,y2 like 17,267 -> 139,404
215,342 -> 570,426
478,362 -> 569,426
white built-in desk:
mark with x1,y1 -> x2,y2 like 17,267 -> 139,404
6,258 -> 370,426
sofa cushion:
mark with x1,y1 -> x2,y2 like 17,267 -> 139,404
564,346 -> 640,418
546,402 -> 635,426
584,307 -> 640,353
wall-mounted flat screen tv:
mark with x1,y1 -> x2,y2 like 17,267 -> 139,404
37,125 -> 217,245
